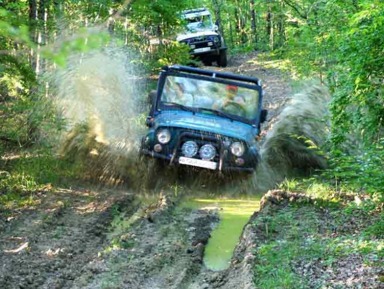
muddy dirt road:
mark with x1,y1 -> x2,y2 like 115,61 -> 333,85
0,53 -> 291,289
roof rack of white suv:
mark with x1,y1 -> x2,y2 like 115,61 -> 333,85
183,8 -> 208,14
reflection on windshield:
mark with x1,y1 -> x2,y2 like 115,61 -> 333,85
161,76 -> 259,120
185,15 -> 213,32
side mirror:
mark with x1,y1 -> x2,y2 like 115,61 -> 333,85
147,90 -> 157,105
214,25 -> 219,31
260,109 -> 268,123
145,116 -> 154,127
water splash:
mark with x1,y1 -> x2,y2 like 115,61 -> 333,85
53,47 -> 149,185
256,84 -> 330,189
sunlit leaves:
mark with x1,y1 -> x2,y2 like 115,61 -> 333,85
42,30 -> 110,67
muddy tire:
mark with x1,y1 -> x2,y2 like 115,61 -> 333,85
145,158 -> 167,189
217,50 -> 227,67
202,58 -> 213,66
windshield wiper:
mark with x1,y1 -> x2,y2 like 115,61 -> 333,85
196,107 -> 244,122
161,102 -> 197,113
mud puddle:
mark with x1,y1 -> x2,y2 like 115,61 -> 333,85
183,195 -> 261,271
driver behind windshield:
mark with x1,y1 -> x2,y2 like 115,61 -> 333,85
186,15 -> 211,30
212,85 -> 246,116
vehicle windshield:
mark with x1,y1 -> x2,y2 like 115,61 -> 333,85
184,14 -> 214,32
161,76 -> 260,121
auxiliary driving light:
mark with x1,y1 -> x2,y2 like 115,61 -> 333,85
199,144 -> 216,160
182,141 -> 198,158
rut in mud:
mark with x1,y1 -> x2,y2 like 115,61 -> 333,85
0,52 -> 330,289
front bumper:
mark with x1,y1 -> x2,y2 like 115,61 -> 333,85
190,46 -> 227,56
140,148 -> 255,173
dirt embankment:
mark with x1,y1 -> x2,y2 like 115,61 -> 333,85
251,190 -> 384,289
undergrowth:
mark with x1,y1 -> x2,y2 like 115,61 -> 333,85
0,146 -> 84,213
254,170 -> 384,289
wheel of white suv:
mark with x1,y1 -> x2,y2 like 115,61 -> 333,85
217,50 -> 227,67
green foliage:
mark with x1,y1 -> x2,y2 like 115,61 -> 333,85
328,1 -> 384,146
155,42 -> 191,68
364,213 -> 384,238
131,0 -> 197,37
253,203 -> 384,289
0,148 -> 84,214
0,82 -> 64,147
280,1 -> 384,146
323,140 -> 384,194
0,150 -> 82,192
0,8 -> 33,47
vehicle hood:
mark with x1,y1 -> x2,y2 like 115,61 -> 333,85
177,31 -> 219,42
154,111 -> 257,141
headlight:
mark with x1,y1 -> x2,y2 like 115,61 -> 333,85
230,142 -> 245,157
182,141 -> 198,158
213,36 -> 219,43
199,144 -> 216,160
157,129 -> 171,144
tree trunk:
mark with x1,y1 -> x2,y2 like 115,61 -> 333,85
29,0 -> 37,22
53,0 -> 62,23
250,0 -> 257,46
229,16 -> 234,47
29,0 -> 37,71
234,1 -> 241,45
266,6 -> 274,50
212,0 -> 224,39
278,2 -> 285,48
239,8 -> 247,44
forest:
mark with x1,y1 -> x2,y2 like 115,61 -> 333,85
0,0 -> 384,288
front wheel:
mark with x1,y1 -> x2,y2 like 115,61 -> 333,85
202,57 -> 213,66
217,50 -> 228,67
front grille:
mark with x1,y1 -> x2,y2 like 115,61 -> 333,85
190,36 -> 208,43
177,130 -> 223,162
193,41 -> 210,49
183,37 -> 220,50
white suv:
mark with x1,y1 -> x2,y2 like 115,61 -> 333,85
177,8 -> 228,67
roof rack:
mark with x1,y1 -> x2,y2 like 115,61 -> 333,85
164,65 -> 261,86
183,8 -> 208,14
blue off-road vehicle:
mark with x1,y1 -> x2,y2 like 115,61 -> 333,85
140,65 -> 267,173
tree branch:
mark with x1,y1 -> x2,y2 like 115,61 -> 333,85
283,0 -> 308,20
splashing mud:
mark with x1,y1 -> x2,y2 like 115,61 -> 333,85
53,47 -> 152,185
256,84 -> 330,189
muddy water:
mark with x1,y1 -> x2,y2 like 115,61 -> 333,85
184,195 -> 262,271
53,47 -> 154,184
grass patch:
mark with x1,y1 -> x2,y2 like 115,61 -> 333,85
0,147 -> 84,213
253,203 -> 384,288
253,172 -> 384,289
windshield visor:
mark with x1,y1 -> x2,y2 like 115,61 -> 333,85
160,76 -> 260,121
